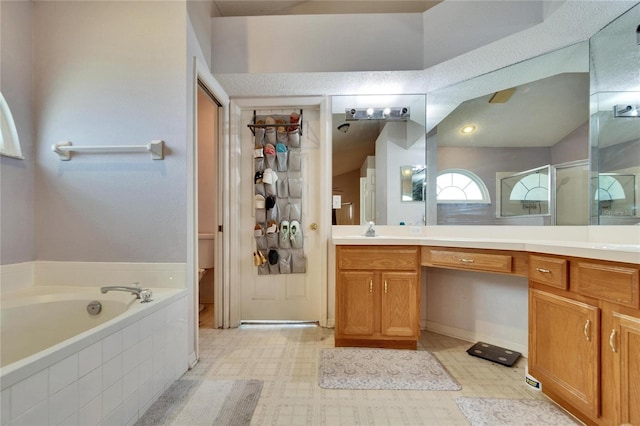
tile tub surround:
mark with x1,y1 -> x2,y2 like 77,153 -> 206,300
0,289 -> 189,426
0,261 -> 188,426
331,225 -> 640,264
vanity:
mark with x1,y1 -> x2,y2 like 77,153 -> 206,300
332,228 -> 640,426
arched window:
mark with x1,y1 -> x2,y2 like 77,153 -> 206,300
436,169 -> 491,203
0,92 -> 24,159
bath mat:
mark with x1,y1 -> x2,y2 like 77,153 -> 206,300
467,341 -> 521,367
455,397 -> 580,426
135,379 -> 263,426
318,347 -> 461,390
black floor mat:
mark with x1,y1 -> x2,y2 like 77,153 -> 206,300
467,341 -> 521,367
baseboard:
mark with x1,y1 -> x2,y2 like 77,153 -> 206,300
424,320 -> 528,357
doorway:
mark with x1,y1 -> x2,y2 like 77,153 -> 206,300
197,82 -> 221,329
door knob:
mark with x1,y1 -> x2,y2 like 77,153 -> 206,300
310,223 -> 318,231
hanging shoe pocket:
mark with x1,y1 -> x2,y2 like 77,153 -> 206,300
289,220 -> 303,249
279,250 -> 292,274
257,262 -> 269,275
277,198 -> 290,221
288,149 -> 302,172
276,143 -> 288,172
288,178 -> 303,198
288,129 -> 300,148
279,220 -> 291,248
291,249 -> 307,273
255,183 -> 266,197
255,234 -> 268,250
277,179 -> 288,198
254,127 -> 265,147
256,208 -> 266,224
289,201 -> 301,222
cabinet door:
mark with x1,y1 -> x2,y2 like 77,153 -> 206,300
381,272 -> 418,337
337,271 -> 375,336
529,289 -> 600,418
611,313 -> 640,426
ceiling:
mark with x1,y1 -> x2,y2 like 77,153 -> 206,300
211,0 -> 442,17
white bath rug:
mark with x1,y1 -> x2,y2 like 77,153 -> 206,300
455,397 -> 580,426
318,347 -> 461,390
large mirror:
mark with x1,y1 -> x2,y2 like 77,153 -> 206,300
330,4 -> 638,227
331,94 -> 426,225
425,41 -> 590,225
589,3 -> 640,225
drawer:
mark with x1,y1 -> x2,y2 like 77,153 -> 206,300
529,255 -> 568,290
424,249 -> 512,273
337,246 -> 418,271
572,261 -> 639,308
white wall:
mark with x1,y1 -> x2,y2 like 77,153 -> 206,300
376,123 -> 426,226
211,13 -> 424,73
0,1 -> 35,265
421,0 -> 543,69
33,1 -> 188,263
424,268 -> 529,355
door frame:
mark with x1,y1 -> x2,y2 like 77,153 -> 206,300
228,96 -> 331,328
189,57 -> 230,365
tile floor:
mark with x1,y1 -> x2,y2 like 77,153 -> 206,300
185,324 -> 561,425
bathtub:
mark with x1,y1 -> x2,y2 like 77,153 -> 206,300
0,285 -> 189,425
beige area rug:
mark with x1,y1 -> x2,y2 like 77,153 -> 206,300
135,379 -> 263,426
455,397 -> 580,426
318,347 -> 461,390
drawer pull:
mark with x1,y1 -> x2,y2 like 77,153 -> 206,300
384,280 -> 388,294
369,280 -> 373,293
583,320 -> 591,341
460,258 -> 475,264
609,329 -> 618,353
535,267 -> 551,273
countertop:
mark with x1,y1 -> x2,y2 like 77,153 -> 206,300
331,226 -> 640,264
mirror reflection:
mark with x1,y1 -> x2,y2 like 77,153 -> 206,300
332,94 -> 426,225
401,165 -> 426,202
426,41 -> 590,225
589,3 -> 640,225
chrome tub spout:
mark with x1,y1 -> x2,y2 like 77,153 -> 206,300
100,286 -> 153,303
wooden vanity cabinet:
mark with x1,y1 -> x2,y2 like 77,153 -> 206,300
529,254 -> 640,426
335,246 -> 420,349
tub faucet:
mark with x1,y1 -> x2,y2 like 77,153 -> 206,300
101,285 -> 153,303
365,221 -> 376,237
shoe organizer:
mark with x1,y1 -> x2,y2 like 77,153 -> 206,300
250,111 -> 307,275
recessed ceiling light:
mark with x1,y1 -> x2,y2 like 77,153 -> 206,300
461,125 -> 476,134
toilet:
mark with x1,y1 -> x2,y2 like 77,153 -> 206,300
198,233 -> 215,313
198,233 -> 215,276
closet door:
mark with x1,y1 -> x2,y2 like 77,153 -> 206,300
239,106 -> 324,321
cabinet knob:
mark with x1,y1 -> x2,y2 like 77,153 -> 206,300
310,223 -> 318,231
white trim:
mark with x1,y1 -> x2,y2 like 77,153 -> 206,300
191,58 -> 230,361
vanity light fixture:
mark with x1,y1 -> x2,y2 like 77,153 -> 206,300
460,125 -> 476,134
614,104 -> 640,118
346,107 -> 410,121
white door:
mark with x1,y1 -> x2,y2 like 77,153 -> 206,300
237,104 -> 327,322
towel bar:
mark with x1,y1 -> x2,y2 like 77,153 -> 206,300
52,140 -> 164,160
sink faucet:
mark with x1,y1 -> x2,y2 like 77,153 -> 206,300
101,284 -> 153,303
365,221 -> 376,237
